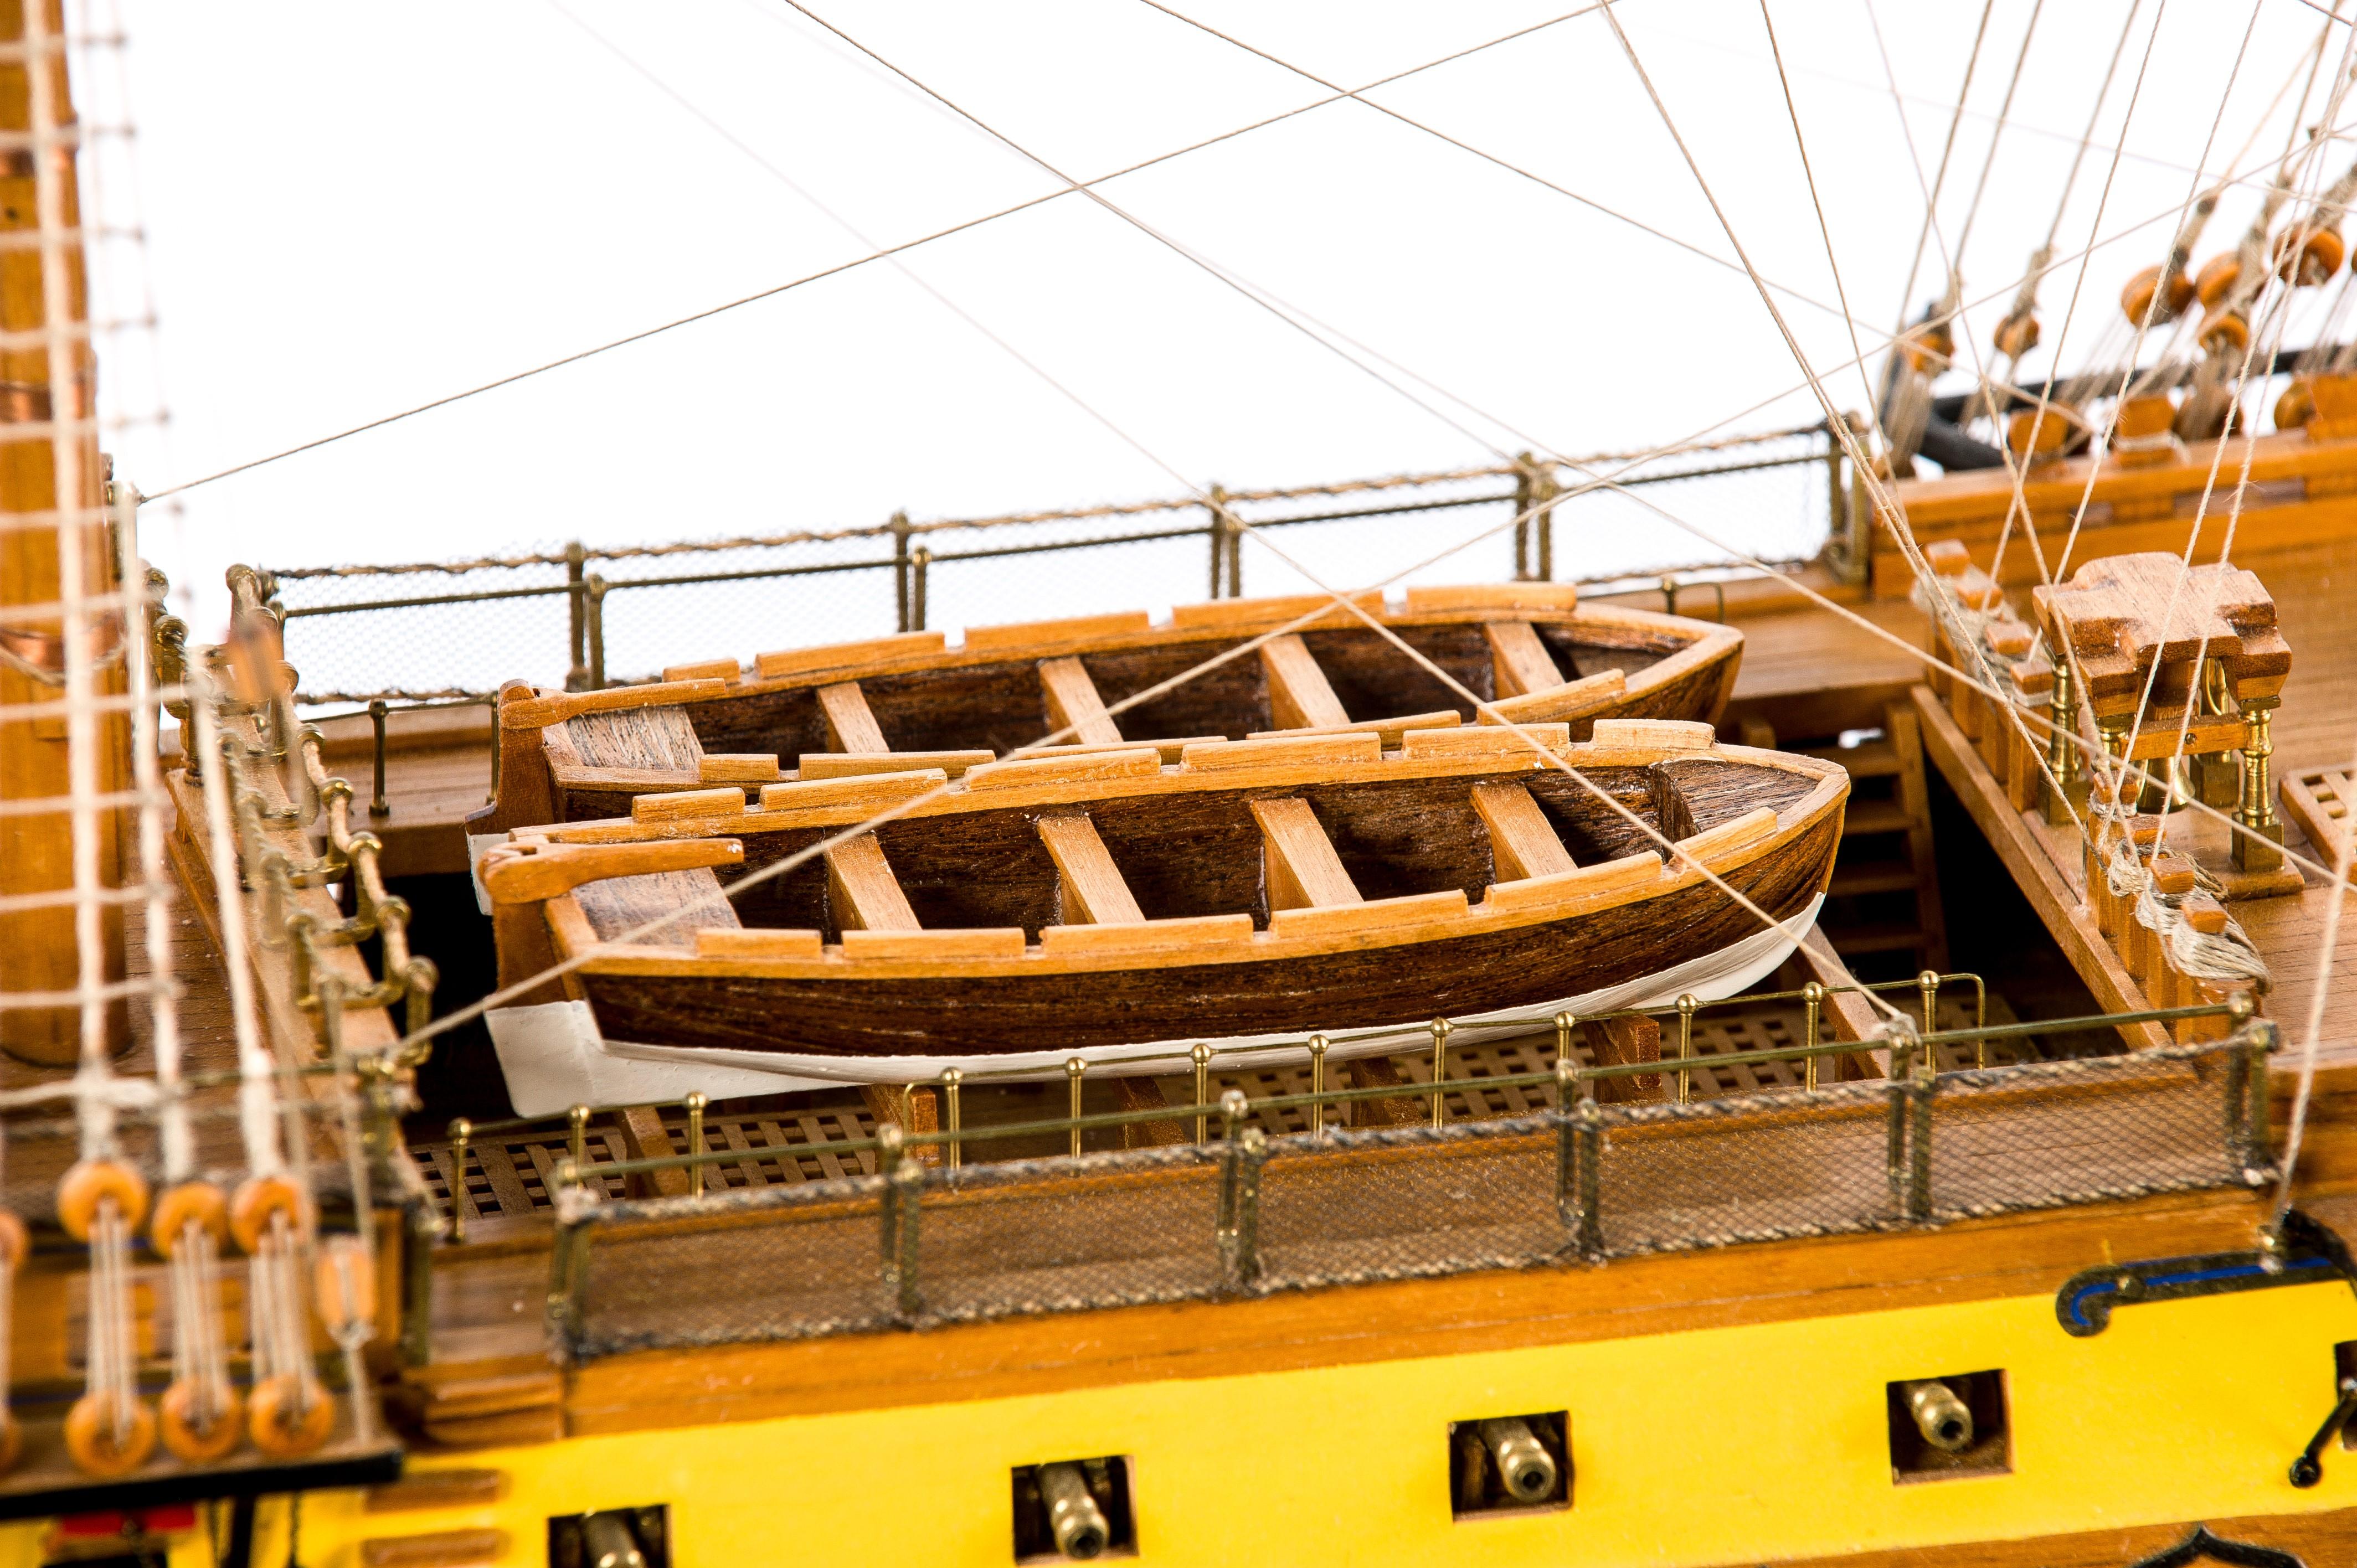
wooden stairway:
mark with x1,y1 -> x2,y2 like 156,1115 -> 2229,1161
1747,702 -> 1948,976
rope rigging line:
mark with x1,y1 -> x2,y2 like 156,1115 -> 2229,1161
774,0 -> 1534,464
147,0 -> 1845,503
542,0 -> 1203,498
1885,0 -> 1996,347
1944,0 -> 2047,299
2111,17 -> 2357,843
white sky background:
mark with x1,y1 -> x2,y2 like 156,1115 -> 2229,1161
71,0 -> 2351,677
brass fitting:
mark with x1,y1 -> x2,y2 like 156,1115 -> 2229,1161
1478,1417 -> 1561,1503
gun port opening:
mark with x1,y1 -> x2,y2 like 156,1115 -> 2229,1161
1449,1410 -> 1571,1518
548,1506 -> 668,1568
1013,1456 -> 1135,1562
1887,1371 -> 2010,1483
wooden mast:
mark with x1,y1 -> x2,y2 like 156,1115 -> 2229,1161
0,0 -> 125,1065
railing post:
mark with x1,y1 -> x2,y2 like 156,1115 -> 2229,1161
878,1125 -> 923,1324
1216,1090 -> 1264,1292
584,574 -> 609,689
544,1163 -> 594,1358
910,545 -> 930,632
685,1092 -> 707,1199
1429,1018 -> 1452,1128
1207,484 -> 1233,599
563,540 -> 588,690
1883,1023 -> 1916,1218
2230,1019 -> 2278,1182
1535,461 -> 1557,583
1802,982 -> 1823,1090
367,698 -> 390,818
889,510 -> 912,633
1675,994 -> 1696,1103
1512,455 -> 1533,581
1308,1034 -> 1328,1141
1555,1060 -> 1605,1262
1907,1055 -> 1936,1223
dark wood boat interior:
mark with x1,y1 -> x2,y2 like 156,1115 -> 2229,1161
563,751 -> 1826,949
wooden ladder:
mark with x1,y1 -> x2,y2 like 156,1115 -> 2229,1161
1753,702 -> 1948,974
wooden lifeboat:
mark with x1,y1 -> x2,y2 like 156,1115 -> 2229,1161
470,583 -> 1743,834
478,718 -> 1844,1070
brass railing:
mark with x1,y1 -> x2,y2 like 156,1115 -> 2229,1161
247,424 -> 1845,706
542,1004 -> 2274,1356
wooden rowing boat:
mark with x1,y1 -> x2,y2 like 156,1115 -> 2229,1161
471,582 -> 1742,833
479,718 -> 1844,1061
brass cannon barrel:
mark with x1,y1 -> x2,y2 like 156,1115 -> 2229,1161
1037,1463 -> 1110,1559
1903,1379 -> 1974,1452
1478,1417 -> 1561,1503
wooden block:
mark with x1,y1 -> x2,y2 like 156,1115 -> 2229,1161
1671,806 -> 1779,864
799,750 -> 994,780
841,927 -> 1028,960
2124,711 -> 2247,762
1588,718 -> 1715,752
1181,734 -> 1382,772
1399,722 -> 1569,760
1471,781 -> 1577,881
366,1470 -> 508,1513
630,787 -> 747,824
757,770 -> 948,813
816,681 -> 889,753
2005,706 -> 2045,812
1483,669 -> 1628,724
1484,852 -> 1662,913
359,1530 -> 507,1568
2282,765 -> 2353,873
1037,656 -> 1125,745
962,748 -> 1161,791
1112,1075 -> 1190,1147
1250,710 -> 1459,749
1267,888 -> 1469,938
1583,1015 -> 1662,1103
698,754 -> 782,783
662,657 -> 741,683
825,835 -> 919,931
1038,914 -> 1255,953
1346,1054 -> 1423,1128
754,631 -> 945,682
1260,633 -> 1351,731
1035,812 -> 1145,924
1737,717 -> 1778,750
1252,797 -> 1362,910
861,1084 -> 941,1168
962,610 -> 1154,653
693,928 -> 824,959
1167,590 -> 1383,630
1484,621 -> 1563,698
1926,539 -> 1972,576
1404,582 -> 1580,614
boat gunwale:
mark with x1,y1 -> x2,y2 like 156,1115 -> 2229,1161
526,605 -> 1743,803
